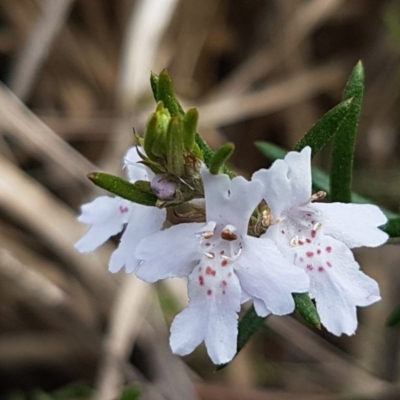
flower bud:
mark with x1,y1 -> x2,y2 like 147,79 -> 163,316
151,174 -> 177,200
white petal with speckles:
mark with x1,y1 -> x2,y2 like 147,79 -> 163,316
235,236 -> 309,315
135,222 -> 204,281
75,196 -> 131,253
170,260 -> 241,364
312,202 -> 388,248
109,204 -> 166,273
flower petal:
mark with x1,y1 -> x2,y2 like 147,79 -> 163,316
109,205 -> 166,273
124,147 -> 150,182
286,234 -> 380,335
201,168 -> 263,234
170,263 -> 241,364
253,147 -> 312,218
235,236 -> 309,315
312,203 -> 388,248
312,273 -> 359,336
75,196 -> 131,253
135,222 -> 204,282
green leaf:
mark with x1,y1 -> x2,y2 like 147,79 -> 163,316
293,293 -> 320,327
209,143 -> 235,175
166,116 -> 185,176
294,99 -> 353,156
150,72 -> 159,101
387,303 -> 400,327
216,305 -> 267,370
330,61 -> 364,203
88,173 -> 157,206
118,386 -> 141,400
381,218 -> 400,237
255,141 -> 398,219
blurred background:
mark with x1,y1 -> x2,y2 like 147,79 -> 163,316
1,0 -> 400,399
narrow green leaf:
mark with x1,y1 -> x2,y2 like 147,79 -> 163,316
216,305 -> 267,370
182,108 -> 198,151
88,173 -> 157,206
256,141 -> 398,219
387,303 -> 400,327
157,69 -> 185,117
209,143 -> 235,175
330,61 -> 364,203
294,99 -> 353,156
293,293 -> 320,327
381,218 -> 400,237
150,72 -> 159,101
166,116 -> 185,176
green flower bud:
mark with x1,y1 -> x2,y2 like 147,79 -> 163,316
143,102 -> 171,161
166,116 -> 185,177
182,108 -> 199,151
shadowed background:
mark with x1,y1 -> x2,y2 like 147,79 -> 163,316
0,0 -> 400,399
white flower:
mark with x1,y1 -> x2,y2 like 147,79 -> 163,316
253,146 -> 388,336
75,147 -> 166,273
135,168 -> 309,364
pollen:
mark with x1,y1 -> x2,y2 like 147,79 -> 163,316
221,229 -> 238,241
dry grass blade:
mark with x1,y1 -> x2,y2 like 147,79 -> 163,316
206,0 -> 345,101
268,316 -> 388,394
0,153 -> 116,314
0,83 -> 100,189
199,62 -> 347,127
118,0 -> 179,108
95,276 -> 153,400
141,299 -> 199,400
8,0 -> 74,102
100,0 -> 179,174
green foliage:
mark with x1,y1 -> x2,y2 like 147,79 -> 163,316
293,293 -> 320,327
118,386 -> 141,400
182,108 -> 199,151
330,62 -> 364,203
150,70 -> 215,167
88,172 -> 158,206
209,143 -> 235,175
294,98 -> 353,156
388,303 -> 400,327
166,116 -> 185,176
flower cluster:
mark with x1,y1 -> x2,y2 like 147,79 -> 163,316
76,146 -> 388,364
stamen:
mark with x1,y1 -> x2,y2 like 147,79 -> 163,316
312,222 -> 322,232
311,191 -> 326,202
202,231 -> 214,239
221,224 -> 238,241
261,209 -> 272,227
221,229 -> 238,241
195,221 -> 216,238
221,246 -> 242,261
204,251 -> 215,259
290,236 -> 299,246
